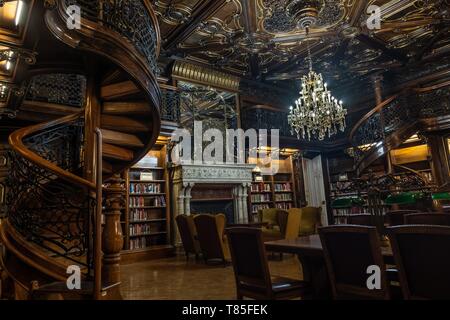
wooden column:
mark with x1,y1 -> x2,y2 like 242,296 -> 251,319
102,174 -> 124,299
426,134 -> 450,188
84,64 -> 102,183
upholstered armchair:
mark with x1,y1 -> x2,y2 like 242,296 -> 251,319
298,207 -> 322,236
176,214 -> 201,260
194,214 -> 230,265
258,208 -> 287,241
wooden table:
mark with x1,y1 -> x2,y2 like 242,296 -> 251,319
265,235 -> 394,299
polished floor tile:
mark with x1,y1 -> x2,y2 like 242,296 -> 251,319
121,253 -> 303,300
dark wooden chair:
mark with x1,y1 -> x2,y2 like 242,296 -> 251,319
388,225 -> 450,299
194,214 -> 230,265
175,214 -> 201,260
386,210 -> 419,226
319,225 -> 390,300
225,227 -> 310,300
347,214 -> 373,226
404,213 -> 450,226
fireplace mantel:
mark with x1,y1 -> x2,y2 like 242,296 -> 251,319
171,163 -> 256,223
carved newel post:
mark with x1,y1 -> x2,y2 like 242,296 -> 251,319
102,174 -> 124,299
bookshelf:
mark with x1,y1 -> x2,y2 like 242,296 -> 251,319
248,154 -> 297,220
121,141 -> 174,262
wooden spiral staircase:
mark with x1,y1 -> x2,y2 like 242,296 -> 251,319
349,80 -> 450,178
0,0 -> 162,299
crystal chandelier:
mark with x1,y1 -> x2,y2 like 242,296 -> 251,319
288,28 -> 347,141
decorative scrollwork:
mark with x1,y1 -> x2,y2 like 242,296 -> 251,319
5,119 -> 94,271
65,0 -> 159,76
26,74 -> 86,108
0,48 -> 38,66
161,88 -> 180,123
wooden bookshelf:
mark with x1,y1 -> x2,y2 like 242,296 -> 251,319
248,154 -> 298,219
121,141 -> 174,262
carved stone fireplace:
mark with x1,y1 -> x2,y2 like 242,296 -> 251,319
171,163 -> 255,223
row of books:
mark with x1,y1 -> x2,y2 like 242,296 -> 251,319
130,196 -> 166,208
129,224 -> 165,236
251,203 -> 271,214
130,183 -> 162,194
275,202 -> 293,210
129,236 -> 165,250
275,193 -> 293,202
129,209 -> 165,222
251,183 -> 271,192
274,183 -> 292,192
251,194 -> 271,203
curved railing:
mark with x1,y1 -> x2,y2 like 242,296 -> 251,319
349,81 -> 450,175
7,112 -> 96,272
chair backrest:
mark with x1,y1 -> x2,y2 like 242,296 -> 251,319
388,225 -> 450,299
226,228 -> 272,296
194,214 -> 227,260
259,208 -> 279,226
386,210 -> 419,226
277,210 -> 289,237
319,225 -> 389,300
285,208 -> 302,240
348,214 -> 373,226
404,213 -> 450,226
175,214 -> 199,254
299,207 -> 322,236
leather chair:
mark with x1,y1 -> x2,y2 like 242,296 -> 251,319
258,208 -> 287,241
226,227 -> 311,300
194,214 -> 230,265
299,207 -> 322,236
388,225 -> 450,299
404,213 -> 450,226
319,225 -> 390,300
176,214 -> 201,260
386,210 -> 419,226
348,214 -> 374,226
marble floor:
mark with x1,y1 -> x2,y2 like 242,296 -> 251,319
121,253 -> 303,300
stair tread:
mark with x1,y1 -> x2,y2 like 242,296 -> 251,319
102,143 -> 134,162
33,280 -> 121,295
101,114 -> 152,133
101,129 -> 144,148
102,101 -> 151,115
101,80 -> 140,100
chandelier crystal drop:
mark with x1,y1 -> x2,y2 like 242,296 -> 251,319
288,29 -> 347,141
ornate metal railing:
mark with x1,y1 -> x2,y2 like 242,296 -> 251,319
242,107 -> 294,137
26,74 -> 87,108
6,115 -> 95,273
161,88 -> 180,123
349,82 -> 450,172
64,0 -> 160,76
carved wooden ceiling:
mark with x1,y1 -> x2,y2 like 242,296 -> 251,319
155,0 -> 450,91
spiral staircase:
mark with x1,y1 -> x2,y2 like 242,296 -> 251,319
0,0 -> 162,299
349,80 -> 450,178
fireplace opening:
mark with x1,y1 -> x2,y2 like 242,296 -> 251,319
190,199 -> 235,224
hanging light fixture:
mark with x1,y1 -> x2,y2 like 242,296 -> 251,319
288,27 -> 347,141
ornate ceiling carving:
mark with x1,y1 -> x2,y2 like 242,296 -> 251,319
155,0 -> 450,94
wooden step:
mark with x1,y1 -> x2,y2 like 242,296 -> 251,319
101,114 -> 152,133
101,69 -> 123,86
102,143 -> 134,162
101,129 -> 144,148
100,81 -> 140,100
102,101 -> 151,115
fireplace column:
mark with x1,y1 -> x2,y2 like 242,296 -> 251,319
184,183 -> 195,216
233,184 -> 251,223
176,183 -> 186,216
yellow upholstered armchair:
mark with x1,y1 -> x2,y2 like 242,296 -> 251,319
258,208 -> 287,241
194,214 -> 230,265
298,207 -> 322,236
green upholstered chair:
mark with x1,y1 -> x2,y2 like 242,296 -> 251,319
298,207 -> 322,236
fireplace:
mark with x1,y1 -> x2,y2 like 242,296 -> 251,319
171,163 -> 255,223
